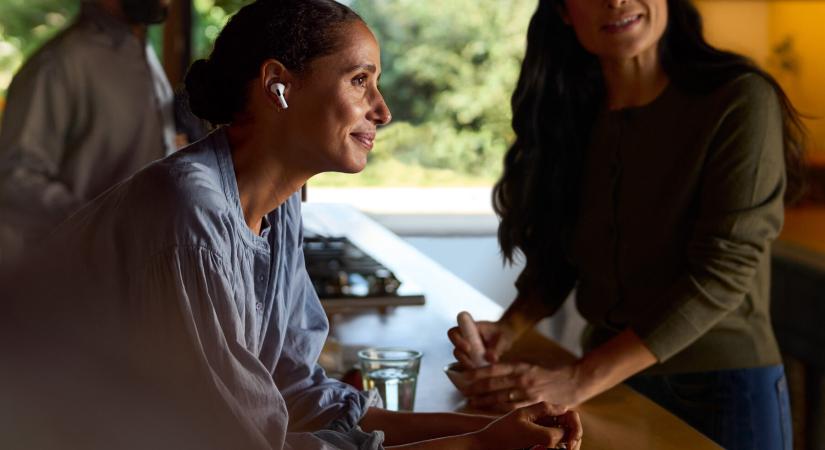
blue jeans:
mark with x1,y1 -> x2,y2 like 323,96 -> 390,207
626,365 -> 792,450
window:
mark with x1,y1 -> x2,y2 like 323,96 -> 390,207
308,0 -> 533,218
4,1 -> 822,211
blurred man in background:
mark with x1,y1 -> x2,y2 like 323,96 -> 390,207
0,0 -> 177,265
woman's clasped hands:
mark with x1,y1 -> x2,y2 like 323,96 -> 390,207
476,402 -> 582,450
448,320 -> 585,413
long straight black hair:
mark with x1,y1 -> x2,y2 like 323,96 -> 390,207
493,0 -> 807,272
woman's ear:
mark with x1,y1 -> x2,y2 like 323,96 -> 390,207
259,59 -> 296,111
259,59 -> 293,99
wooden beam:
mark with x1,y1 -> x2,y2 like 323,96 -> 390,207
162,0 -> 192,86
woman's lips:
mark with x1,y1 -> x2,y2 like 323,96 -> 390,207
350,132 -> 375,150
602,14 -> 643,34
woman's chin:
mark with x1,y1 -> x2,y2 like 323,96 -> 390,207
316,151 -> 369,175
339,156 -> 369,174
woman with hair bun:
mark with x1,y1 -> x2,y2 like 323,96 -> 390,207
449,0 -> 803,448
1,1 -> 581,449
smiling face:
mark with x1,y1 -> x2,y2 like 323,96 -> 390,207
285,20 -> 391,174
562,0 -> 668,63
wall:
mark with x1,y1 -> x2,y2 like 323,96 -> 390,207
402,236 -> 520,307
696,0 -> 825,154
402,235 -> 586,355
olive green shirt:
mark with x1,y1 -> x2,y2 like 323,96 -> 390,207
536,73 -> 785,374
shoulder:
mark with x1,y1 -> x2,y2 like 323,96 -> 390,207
708,72 -> 782,116
7,34 -> 72,86
4,21 -> 101,100
671,72 -> 783,144
696,73 -> 785,167
124,138 -> 237,247
23,18 -> 95,66
153,142 -> 228,209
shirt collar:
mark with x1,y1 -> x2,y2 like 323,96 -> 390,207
209,127 -> 273,249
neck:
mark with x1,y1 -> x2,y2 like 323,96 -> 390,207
130,25 -> 148,42
95,0 -> 148,42
600,49 -> 669,110
225,121 -> 311,236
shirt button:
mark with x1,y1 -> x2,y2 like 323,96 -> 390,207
256,302 -> 263,312
258,275 -> 265,282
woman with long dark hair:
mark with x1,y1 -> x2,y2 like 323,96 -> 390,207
450,0 -> 804,447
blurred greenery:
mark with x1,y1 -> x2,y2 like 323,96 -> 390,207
0,0 -> 535,187
192,0 -> 250,61
0,0 -> 77,98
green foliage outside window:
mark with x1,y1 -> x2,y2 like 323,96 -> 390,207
191,0 -> 249,61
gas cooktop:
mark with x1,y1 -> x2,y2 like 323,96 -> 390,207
303,235 -> 425,313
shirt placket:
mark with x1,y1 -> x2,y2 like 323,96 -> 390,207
258,214 -> 282,343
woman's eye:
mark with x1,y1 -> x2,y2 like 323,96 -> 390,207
352,75 -> 368,87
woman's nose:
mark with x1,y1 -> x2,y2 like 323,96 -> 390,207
606,0 -> 628,8
369,92 -> 392,126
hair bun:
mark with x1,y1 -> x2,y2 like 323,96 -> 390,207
185,59 -> 232,125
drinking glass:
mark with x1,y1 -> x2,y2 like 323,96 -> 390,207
357,347 -> 422,411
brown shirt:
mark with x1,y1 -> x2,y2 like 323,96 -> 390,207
537,73 -> 785,374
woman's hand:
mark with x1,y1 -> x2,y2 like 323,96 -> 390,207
448,320 -> 518,368
464,361 -> 582,413
462,329 -> 659,413
473,402 -> 582,450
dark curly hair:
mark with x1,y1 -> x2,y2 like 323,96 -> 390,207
493,0 -> 807,276
185,0 -> 363,125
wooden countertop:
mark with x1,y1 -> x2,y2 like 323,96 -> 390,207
303,203 -> 722,450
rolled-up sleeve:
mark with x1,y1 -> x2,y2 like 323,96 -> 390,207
276,294 -> 382,433
636,76 -> 786,362
133,245 -> 382,449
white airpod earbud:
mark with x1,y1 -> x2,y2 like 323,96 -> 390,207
270,82 -> 288,109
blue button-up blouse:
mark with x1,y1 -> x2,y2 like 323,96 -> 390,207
2,128 -> 382,449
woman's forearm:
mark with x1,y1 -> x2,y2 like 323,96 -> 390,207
360,408 -> 493,445
360,408 -> 493,446
385,433 -> 477,450
572,328 -> 658,404
499,291 -> 553,337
